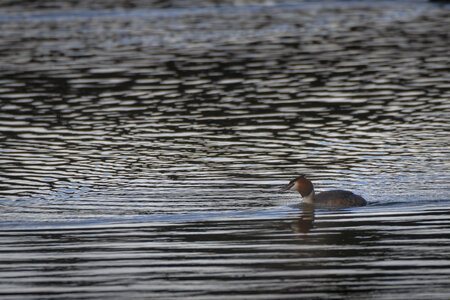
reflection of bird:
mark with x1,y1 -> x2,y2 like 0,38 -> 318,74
280,174 -> 367,208
293,204 -> 315,233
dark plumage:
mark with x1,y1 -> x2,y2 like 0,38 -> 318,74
314,190 -> 367,207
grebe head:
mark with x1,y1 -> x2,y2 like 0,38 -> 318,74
280,174 -> 314,197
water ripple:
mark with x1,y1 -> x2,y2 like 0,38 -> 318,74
0,1 -> 449,298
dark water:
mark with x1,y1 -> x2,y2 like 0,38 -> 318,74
1,0 -> 450,299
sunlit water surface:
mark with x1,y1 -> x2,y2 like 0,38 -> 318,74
0,0 -> 449,299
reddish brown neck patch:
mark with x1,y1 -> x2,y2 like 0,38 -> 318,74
296,177 -> 314,197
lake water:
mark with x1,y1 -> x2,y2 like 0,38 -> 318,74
0,0 -> 449,299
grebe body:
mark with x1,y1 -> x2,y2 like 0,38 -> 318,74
281,175 -> 367,208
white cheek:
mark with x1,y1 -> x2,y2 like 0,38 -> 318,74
303,190 -> 315,204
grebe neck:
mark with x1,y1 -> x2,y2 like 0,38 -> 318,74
303,189 -> 315,204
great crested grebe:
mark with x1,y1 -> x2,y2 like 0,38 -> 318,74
280,174 -> 367,208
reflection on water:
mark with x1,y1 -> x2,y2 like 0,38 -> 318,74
0,0 -> 449,299
1,207 -> 449,299
292,204 -> 316,233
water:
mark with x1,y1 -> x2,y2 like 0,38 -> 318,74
0,0 -> 449,298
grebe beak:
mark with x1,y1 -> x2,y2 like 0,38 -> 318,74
279,182 -> 294,192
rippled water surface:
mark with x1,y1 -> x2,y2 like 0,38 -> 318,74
0,0 -> 449,299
